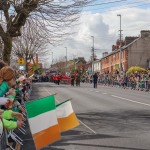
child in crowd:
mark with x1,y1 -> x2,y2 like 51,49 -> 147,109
0,66 -> 24,130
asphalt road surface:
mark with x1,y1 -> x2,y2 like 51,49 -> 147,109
21,82 -> 150,150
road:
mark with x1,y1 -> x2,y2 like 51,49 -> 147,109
22,82 -> 150,150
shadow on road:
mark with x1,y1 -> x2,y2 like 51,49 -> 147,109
20,109 -> 150,150
49,132 -> 121,150
76,110 -> 150,133
50,143 -> 149,150
49,110 -> 150,150
49,131 -> 148,150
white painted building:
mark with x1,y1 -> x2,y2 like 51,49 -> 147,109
93,59 -> 101,73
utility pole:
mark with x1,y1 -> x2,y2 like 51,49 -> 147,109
52,52 -> 53,65
49,51 -> 53,68
51,52 -> 53,65
117,14 -> 123,75
64,47 -> 67,73
91,36 -> 94,74
73,54 -> 76,70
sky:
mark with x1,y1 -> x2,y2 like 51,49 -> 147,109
43,0 -> 150,67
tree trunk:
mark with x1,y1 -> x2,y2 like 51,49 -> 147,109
2,34 -> 12,65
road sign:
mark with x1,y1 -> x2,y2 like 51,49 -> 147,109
18,65 -> 26,70
17,58 -> 25,65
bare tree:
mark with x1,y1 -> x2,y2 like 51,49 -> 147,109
0,0 -> 91,64
0,38 -> 3,59
12,20 -> 49,59
11,20 -> 54,72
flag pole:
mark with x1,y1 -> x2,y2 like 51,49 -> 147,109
24,93 -> 57,104
56,98 -> 72,107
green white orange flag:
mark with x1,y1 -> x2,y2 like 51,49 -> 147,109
25,95 -> 61,150
56,100 -> 79,132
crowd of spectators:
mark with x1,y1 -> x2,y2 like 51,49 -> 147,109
98,71 -> 150,90
82,70 -> 150,91
0,60 -> 32,149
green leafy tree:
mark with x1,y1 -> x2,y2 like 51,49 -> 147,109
127,66 -> 147,74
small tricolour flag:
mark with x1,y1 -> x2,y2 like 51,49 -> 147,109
25,95 -> 61,149
56,100 -> 79,132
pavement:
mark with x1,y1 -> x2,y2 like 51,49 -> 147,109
21,82 -> 150,150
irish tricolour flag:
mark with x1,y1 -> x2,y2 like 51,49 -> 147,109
56,100 -> 79,132
25,95 -> 61,149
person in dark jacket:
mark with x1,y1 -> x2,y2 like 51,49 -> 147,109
71,74 -> 75,86
76,74 -> 80,86
93,73 -> 98,88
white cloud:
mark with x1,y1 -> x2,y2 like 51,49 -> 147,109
44,7 -> 150,66
48,12 -> 116,63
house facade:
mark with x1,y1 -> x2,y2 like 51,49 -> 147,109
93,59 -> 101,73
128,30 -> 150,69
101,30 -> 150,73
101,49 -> 128,73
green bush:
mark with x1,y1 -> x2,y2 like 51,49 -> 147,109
126,66 -> 147,74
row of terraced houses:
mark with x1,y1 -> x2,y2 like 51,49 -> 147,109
92,30 -> 150,74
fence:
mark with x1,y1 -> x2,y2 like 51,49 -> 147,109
0,123 -> 7,150
98,79 -> 150,91
0,82 -> 32,149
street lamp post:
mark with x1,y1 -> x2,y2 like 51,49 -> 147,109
73,54 -> 76,70
64,47 -> 67,73
91,36 -> 94,74
51,52 -> 53,65
50,52 -> 53,67
117,14 -> 122,75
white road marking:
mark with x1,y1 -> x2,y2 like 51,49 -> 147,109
102,93 -> 107,94
45,87 -> 97,134
79,120 -> 97,134
95,91 -> 99,93
112,95 -> 150,107
44,87 -> 59,103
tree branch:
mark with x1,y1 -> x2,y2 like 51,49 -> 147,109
0,24 -> 5,37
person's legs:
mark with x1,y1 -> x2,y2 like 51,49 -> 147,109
94,82 -> 96,88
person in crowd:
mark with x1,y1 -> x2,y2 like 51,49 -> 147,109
71,74 -> 75,86
93,72 -> 98,88
0,106 -> 24,129
124,75 -> 128,88
0,96 -> 24,129
53,74 -> 56,83
135,74 -> 140,90
57,73 -> 61,85
90,75 -> 93,84
0,66 -> 16,97
76,73 -> 80,86
97,70 -> 150,91
38,74 -> 42,82
0,66 -> 24,129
